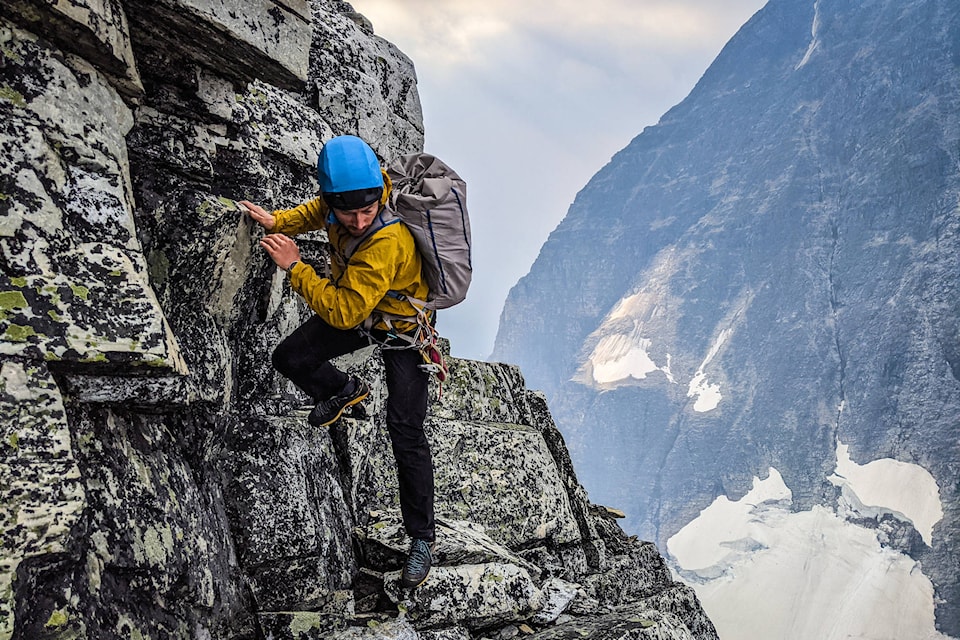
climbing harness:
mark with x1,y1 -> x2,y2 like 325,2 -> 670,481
359,294 -> 449,396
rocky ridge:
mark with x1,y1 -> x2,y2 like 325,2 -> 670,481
0,1 -> 715,638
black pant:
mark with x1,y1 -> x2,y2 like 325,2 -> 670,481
272,315 -> 435,540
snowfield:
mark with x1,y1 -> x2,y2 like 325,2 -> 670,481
667,457 -> 952,640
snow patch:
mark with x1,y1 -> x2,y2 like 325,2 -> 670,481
687,372 -> 721,412
668,467 -> 953,640
829,439 -> 943,546
581,251 -> 687,388
590,334 -> 674,385
668,468 -> 790,571
796,0 -> 822,69
686,328 -> 731,412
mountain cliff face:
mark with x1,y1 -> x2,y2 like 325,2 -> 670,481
0,0 -> 716,638
493,0 -> 960,636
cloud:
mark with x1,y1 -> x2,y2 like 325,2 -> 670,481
355,1 -> 763,73
354,0 -> 764,148
348,1 -> 510,70
348,0 -> 767,359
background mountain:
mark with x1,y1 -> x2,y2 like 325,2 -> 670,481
492,0 -> 960,637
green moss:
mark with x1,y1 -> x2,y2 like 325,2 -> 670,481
109,270 -> 123,277
43,350 -> 61,361
196,200 -> 213,217
48,310 -> 65,322
288,613 -> 322,635
218,196 -> 236,208
9,276 -> 26,287
0,85 -> 25,107
80,353 -> 108,363
147,250 -> 169,287
1,46 -> 23,63
248,86 -> 268,105
3,325 -> 36,342
69,284 -> 90,300
0,291 -> 28,310
37,284 -> 63,306
44,609 -> 68,628
8,433 -> 18,449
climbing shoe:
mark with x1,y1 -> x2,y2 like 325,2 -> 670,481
401,538 -> 435,589
308,376 -> 369,427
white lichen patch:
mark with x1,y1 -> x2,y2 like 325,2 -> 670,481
1,361 -> 85,639
0,245 -> 186,373
137,524 -> 175,567
384,563 -> 544,629
238,80 -> 330,169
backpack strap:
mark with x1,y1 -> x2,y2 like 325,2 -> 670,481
332,208 -> 449,390
330,208 -> 401,273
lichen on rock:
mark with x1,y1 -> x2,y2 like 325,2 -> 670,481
0,1 -> 718,638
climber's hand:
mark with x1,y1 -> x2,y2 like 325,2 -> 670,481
239,200 -> 276,231
260,234 -> 301,271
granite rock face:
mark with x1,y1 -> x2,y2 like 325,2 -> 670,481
1,1 -> 714,638
492,0 -> 960,635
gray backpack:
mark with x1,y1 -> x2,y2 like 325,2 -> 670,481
386,153 -> 472,310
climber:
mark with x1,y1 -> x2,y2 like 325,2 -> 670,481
239,135 -> 435,589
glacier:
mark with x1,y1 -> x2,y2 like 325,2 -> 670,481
668,464 -> 951,640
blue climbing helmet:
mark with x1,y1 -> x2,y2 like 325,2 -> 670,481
317,135 -> 384,210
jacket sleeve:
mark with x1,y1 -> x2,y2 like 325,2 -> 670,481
273,197 -> 329,236
288,232 -> 399,330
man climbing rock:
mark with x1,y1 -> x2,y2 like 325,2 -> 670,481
240,135 -> 435,589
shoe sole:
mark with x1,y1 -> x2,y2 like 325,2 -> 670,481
401,571 -> 430,589
316,388 -> 369,427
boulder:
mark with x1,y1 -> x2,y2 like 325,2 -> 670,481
524,608 -> 694,640
384,563 -> 544,630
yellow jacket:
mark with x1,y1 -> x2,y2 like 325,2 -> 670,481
272,172 -> 429,331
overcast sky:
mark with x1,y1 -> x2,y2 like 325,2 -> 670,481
348,0 -> 767,361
